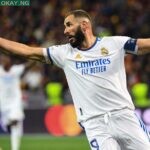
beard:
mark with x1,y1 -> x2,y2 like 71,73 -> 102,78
69,26 -> 85,48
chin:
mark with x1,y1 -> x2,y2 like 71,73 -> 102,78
70,43 -> 77,48
70,40 -> 78,48
70,41 -> 79,48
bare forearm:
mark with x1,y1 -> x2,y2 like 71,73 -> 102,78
0,37 -> 33,56
137,38 -> 150,55
0,37 -> 44,62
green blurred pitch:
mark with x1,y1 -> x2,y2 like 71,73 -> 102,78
0,134 -> 90,150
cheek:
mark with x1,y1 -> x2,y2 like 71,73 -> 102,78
72,24 -> 80,33
66,28 -> 74,35
70,27 -> 77,34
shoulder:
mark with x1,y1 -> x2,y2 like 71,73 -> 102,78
47,43 -> 73,55
50,43 -> 71,50
47,43 -> 75,57
101,36 -> 131,48
101,36 -> 130,42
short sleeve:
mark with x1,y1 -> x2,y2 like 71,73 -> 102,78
43,44 -> 70,68
112,36 -> 130,51
112,36 -> 138,55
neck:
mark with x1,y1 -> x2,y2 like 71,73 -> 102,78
80,34 -> 96,50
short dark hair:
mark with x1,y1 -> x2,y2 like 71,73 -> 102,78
65,9 -> 92,23
65,9 -> 95,35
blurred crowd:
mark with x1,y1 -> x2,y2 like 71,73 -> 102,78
0,0 -> 149,108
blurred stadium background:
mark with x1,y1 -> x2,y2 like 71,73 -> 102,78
0,0 -> 149,149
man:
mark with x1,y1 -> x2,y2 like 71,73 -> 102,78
0,54 -> 34,150
0,9 -> 150,150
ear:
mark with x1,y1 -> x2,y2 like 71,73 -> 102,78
80,20 -> 89,33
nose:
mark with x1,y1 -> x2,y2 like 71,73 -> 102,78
64,28 -> 68,35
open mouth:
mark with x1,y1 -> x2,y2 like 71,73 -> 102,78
67,36 -> 75,43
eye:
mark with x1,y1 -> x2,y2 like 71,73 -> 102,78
66,22 -> 72,27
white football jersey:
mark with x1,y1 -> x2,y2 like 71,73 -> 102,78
0,64 -> 25,111
43,36 -> 137,122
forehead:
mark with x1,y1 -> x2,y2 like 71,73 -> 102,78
64,14 -> 77,25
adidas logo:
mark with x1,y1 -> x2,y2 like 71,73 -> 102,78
75,53 -> 82,59
101,48 -> 109,56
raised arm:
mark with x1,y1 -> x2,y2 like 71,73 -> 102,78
0,37 -> 46,63
137,38 -> 150,55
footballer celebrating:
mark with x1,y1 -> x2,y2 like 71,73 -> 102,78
0,9 -> 150,150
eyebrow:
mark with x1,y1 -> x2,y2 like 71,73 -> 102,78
64,21 -> 71,26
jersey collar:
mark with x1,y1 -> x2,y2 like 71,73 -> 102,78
77,37 -> 101,51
